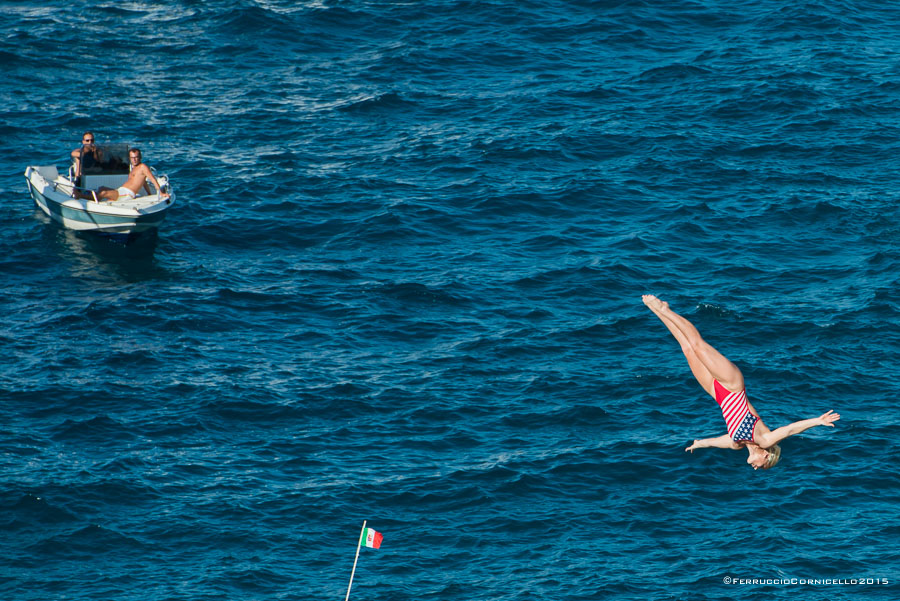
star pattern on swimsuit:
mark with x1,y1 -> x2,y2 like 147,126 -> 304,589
734,413 -> 756,441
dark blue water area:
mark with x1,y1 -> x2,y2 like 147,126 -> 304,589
2,1 -> 899,599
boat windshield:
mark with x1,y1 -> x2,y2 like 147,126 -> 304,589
75,143 -> 131,176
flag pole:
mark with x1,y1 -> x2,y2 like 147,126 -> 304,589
345,520 -> 366,601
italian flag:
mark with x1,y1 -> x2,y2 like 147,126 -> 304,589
362,527 -> 383,549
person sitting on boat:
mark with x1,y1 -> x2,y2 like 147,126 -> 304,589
70,132 -> 104,181
77,148 -> 169,202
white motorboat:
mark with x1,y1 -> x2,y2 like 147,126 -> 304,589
24,144 -> 175,235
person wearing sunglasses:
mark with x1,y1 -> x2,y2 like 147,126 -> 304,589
70,131 -> 104,183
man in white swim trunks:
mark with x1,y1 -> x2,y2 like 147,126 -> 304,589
85,148 -> 169,202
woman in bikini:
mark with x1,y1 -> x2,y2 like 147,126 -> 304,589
643,295 -> 840,470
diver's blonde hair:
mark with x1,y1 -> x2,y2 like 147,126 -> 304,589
764,444 -> 782,469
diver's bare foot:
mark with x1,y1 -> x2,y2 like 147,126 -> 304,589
642,294 -> 668,313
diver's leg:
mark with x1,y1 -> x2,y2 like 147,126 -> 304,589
645,295 -> 744,391
643,295 -> 743,392
643,295 -> 715,396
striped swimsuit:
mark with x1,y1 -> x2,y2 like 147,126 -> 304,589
714,380 -> 758,443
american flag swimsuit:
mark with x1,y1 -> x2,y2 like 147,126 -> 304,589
714,380 -> 758,442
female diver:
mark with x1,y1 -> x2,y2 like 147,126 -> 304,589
643,295 -> 840,470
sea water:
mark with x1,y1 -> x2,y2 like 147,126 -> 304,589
1,1 -> 898,599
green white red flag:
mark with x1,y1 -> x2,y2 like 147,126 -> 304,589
362,527 -> 383,549
346,521 -> 384,601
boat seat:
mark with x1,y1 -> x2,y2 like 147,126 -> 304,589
81,174 -> 129,191
40,166 -> 60,181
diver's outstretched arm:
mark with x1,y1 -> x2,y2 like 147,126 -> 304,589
685,434 -> 741,453
755,410 -> 840,448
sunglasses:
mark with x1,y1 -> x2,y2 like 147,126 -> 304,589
83,139 -> 94,143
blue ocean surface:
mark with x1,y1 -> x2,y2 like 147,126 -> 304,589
1,1 -> 899,599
